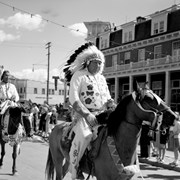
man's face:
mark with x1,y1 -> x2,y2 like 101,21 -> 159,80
2,72 -> 10,83
87,60 -> 102,75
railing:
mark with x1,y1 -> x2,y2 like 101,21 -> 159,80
104,55 -> 180,73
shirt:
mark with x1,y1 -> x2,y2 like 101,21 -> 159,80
0,82 -> 19,102
32,106 -> 39,114
69,69 -> 111,110
173,120 -> 180,138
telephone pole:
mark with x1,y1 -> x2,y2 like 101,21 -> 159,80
45,42 -> 51,105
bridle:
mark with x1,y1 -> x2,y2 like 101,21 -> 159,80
138,91 -> 172,135
129,91 -> 172,135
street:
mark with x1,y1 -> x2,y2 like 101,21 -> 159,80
135,163 -> 180,180
0,138 -> 179,180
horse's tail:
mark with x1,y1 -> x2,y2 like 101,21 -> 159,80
45,148 -> 54,180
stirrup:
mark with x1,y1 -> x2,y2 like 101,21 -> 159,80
77,169 -> 85,180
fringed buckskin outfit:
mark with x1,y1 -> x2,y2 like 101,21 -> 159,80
0,71 -> 20,145
0,81 -> 19,115
64,42 -> 113,179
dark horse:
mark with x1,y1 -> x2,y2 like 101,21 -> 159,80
45,80 -> 177,180
0,101 -> 32,175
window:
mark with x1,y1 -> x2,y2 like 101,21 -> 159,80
62,90 -> 64,95
152,81 -> 162,97
122,84 -> 129,96
124,32 -> 128,43
173,41 -> 180,57
34,88 -> 38,94
153,23 -> 158,35
52,89 -> 55,95
171,80 -> 180,88
104,39 -> 108,48
24,87 -> 26,93
154,45 -> 162,59
159,21 -> 164,33
153,21 -> 165,35
59,90 -> 61,95
105,55 -> 113,67
171,80 -> 180,112
20,87 -> 23,93
124,52 -> 131,64
112,54 -> 117,67
125,52 -> 130,60
129,31 -> 132,41
124,31 -> 133,43
110,85 -> 115,99
138,49 -> 145,61
42,88 -> 45,94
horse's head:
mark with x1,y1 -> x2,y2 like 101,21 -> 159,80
18,100 -> 33,137
133,79 -> 177,131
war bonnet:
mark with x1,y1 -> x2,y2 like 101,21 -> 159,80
63,42 -> 105,83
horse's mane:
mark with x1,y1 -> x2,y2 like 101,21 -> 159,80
9,107 -> 22,118
106,94 -> 132,136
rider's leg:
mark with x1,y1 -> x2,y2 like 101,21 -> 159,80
69,118 -> 93,179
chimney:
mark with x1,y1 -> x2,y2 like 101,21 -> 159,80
136,16 -> 146,24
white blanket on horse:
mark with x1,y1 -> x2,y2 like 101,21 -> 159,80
0,100 -> 17,114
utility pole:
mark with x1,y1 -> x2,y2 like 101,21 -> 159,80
45,42 -> 51,105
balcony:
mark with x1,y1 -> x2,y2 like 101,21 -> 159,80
104,55 -> 180,76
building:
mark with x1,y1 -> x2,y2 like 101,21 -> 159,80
0,66 -> 66,105
15,79 -> 65,105
86,4 -> 180,113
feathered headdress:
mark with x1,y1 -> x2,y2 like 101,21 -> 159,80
63,42 -> 105,83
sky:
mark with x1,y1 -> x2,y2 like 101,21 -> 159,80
0,0 -> 179,83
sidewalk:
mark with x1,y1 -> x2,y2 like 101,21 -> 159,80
137,145 -> 180,172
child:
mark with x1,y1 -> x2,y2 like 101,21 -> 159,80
157,125 -> 169,163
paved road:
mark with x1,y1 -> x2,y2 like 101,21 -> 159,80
0,136 -> 96,180
0,134 -> 179,180
0,137 -> 48,180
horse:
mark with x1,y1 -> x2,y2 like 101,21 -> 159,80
0,101 -> 32,175
45,80 -> 177,180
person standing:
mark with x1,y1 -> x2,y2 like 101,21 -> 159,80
38,106 -> 48,137
139,121 -> 151,158
31,103 -> 39,133
157,126 -> 169,163
47,106 -> 58,134
169,112 -> 180,166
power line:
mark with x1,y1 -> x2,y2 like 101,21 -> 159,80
0,1 -> 88,36
1,42 -> 44,48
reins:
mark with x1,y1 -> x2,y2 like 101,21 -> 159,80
140,100 -> 171,135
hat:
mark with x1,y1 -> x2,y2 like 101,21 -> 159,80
51,106 -> 57,112
1,70 -> 9,81
63,42 -> 105,83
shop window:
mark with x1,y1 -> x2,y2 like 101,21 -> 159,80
34,88 -> 38,94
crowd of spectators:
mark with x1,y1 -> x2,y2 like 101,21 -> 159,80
28,101 -> 70,139
139,111 -> 180,167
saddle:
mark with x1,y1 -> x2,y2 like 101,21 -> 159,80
61,123 -> 108,166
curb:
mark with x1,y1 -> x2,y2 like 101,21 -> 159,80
139,158 -> 180,172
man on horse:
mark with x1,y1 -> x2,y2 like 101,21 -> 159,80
0,70 -> 20,141
64,42 -> 115,179
0,70 -> 19,114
